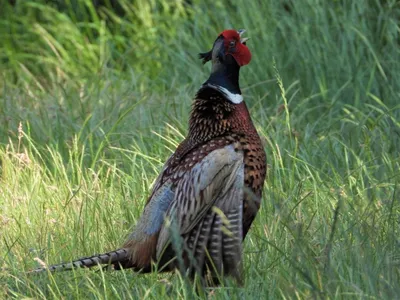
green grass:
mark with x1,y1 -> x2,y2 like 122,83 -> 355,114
1,0 -> 400,298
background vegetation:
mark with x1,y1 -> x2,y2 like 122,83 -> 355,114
1,0 -> 399,298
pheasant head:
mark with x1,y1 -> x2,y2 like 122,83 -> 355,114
199,29 -> 251,67
198,29 -> 251,104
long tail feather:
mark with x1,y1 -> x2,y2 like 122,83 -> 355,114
28,248 -> 129,274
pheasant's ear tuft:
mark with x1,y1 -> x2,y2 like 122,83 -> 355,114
199,51 -> 212,64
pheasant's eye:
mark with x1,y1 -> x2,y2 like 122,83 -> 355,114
229,40 -> 236,47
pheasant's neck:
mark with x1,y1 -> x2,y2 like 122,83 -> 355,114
203,57 -> 242,98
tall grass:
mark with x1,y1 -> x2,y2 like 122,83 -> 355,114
1,0 -> 399,298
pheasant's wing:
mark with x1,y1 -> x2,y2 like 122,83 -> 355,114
157,144 -> 244,282
118,142 -> 197,270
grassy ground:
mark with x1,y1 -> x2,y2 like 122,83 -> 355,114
1,0 -> 399,299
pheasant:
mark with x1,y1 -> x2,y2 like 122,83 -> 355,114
31,29 -> 267,284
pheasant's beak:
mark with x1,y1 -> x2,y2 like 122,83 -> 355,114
238,29 -> 250,44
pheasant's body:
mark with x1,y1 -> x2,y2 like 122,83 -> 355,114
31,29 -> 267,284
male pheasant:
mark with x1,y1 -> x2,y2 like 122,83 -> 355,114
31,29 -> 267,284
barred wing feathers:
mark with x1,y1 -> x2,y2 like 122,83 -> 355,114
157,145 -> 244,282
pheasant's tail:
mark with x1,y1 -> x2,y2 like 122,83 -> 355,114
28,248 -> 129,274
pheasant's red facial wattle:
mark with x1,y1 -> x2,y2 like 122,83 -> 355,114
220,29 -> 252,66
